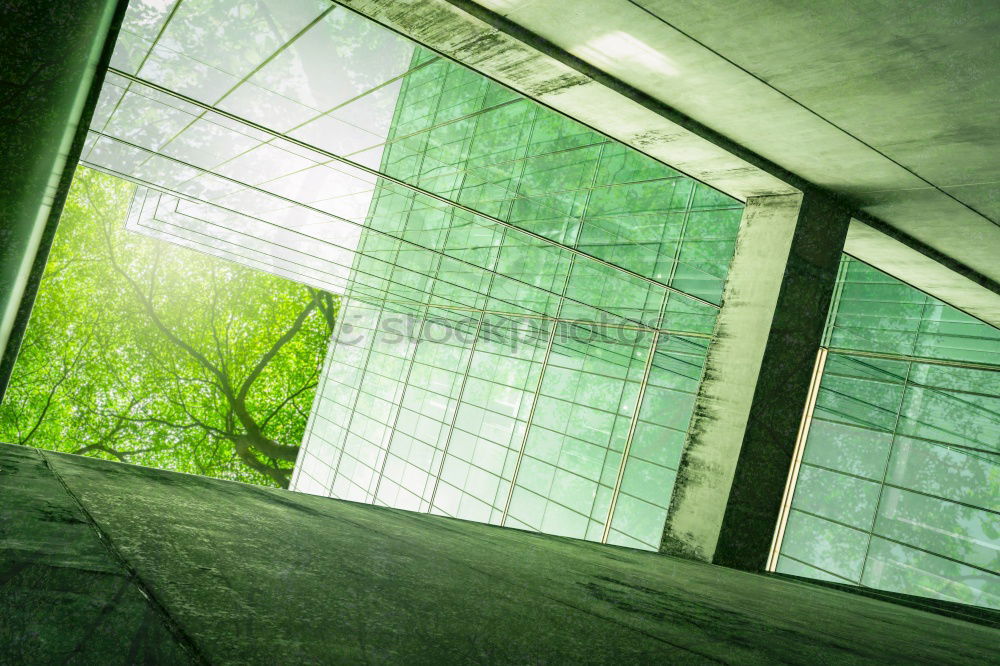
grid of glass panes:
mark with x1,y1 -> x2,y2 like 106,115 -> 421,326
290,37 -> 735,545
373,46 -> 743,309
426,313 -> 552,522
86,1 -> 740,328
91,0 -> 745,549
502,322 -> 651,541
776,257 -> 1000,609
293,298 -> 715,546
607,334 -> 710,549
826,255 -> 1000,365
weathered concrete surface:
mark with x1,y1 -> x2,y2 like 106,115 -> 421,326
632,0 -> 999,222
0,0 -> 124,398
338,0 -> 794,199
0,445 -> 191,664
662,193 -> 849,568
2,442 -> 997,664
845,219 -> 1000,324
338,0 -> 1000,326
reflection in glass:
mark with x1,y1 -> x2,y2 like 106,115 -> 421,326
778,257 -> 1000,609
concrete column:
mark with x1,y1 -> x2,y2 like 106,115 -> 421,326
660,191 -> 850,570
0,0 -> 124,399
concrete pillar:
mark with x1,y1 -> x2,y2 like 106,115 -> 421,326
0,0 -> 124,399
660,191 -> 850,570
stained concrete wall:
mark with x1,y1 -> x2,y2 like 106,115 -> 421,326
662,192 -> 850,568
0,0 -> 124,399
0,445 -> 192,662
1,442 -> 996,664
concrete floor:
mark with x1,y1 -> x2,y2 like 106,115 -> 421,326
1,442 -> 996,664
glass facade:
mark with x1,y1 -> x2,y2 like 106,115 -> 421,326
82,0 -> 997,590
291,43 -> 734,549
776,257 -> 1000,609
87,0 -> 741,551
89,1 -> 738,326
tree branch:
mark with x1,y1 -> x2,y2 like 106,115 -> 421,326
233,435 -> 293,488
87,182 -> 235,400
73,443 -> 129,462
236,292 -> 319,404
19,331 -> 92,446
260,380 -> 318,430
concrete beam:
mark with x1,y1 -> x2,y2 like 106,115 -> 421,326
845,219 -> 1000,326
0,0 -> 124,399
660,191 -> 850,568
337,0 -> 795,200
335,0 -> 1000,328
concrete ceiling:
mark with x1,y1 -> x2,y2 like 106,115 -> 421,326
339,0 -> 1000,323
632,0 -> 999,221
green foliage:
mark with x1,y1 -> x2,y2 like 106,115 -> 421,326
0,168 -> 337,486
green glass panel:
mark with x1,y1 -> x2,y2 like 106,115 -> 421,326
606,333 -> 708,548
886,437 -> 999,511
783,255 -> 1000,609
774,555 -> 853,584
606,493 -> 669,550
862,537 -> 1000,609
874,488 -> 998,571
791,465 -> 880,530
828,257 -> 1000,364
781,510 -> 868,582
94,0 -> 753,553
800,420 -> 892,480
505,323 -> 651,542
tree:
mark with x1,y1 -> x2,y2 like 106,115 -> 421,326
0,167 -> 337,487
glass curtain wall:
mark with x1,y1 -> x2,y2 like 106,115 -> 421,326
292,43 -> 737,550
84,0 -> 744,550
775,256 -> 1000,609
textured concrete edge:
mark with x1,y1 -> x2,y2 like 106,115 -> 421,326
714,193 -> 850,569
335,0 -> 1000,312
0,0 -> 129,402
8,441 -> 998,648
659,193 -> 802,562
660,192 -> 851,568
34,448 -> 209,663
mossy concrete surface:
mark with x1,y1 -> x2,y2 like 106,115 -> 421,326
1,442 -> 996,664
662,192 -> 849,567
0,445 -> 190,663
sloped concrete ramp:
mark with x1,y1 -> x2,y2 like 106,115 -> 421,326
1,443 -> 996,664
